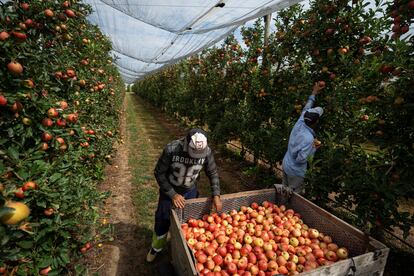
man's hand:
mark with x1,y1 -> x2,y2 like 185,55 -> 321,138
313,138 -> 322,149
312,81 -> 325,95
172,194 -> 185,209
212,195 -> 222,212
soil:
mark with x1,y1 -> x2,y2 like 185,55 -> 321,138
87,94 -> 261,276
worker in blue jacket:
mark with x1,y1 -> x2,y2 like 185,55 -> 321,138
282,81 -> 325,194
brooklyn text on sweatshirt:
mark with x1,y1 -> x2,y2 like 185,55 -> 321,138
171,155 -> 205,165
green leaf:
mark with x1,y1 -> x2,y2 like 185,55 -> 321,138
16,168 -> 29,180
49,173 -> 62,183
7,128 -> 14,138
1,235 -> 10,246
48,271 -> 60,276
17,240 -> 33,249
38,258 -> 52,268
59,252 -> 70,265
7,146 -> 19,160
36,200 -> 47,208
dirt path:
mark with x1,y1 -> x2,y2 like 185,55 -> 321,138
89,93 -> 257,276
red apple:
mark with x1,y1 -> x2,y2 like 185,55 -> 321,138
325,250 -> 338,262
206,259 -> 215,270
197,253 -> 208,264
0,95 -> 7,106
314,248 -> 324,259
268,260 -> 278,271
249,264 -> 259,275
41,143 -> 49,151
291,228 -> 301,237
238,257 -> 248,270
308,228 -> 319,239
224,253 -> 233,265
196,263 -> 204,272
305,252 -> 316,262
286,261 -> 297,272
56,118 -> 66,127
265,250 -> 276,260
41,132 -> 53,142
258,260 -> 268,271
327,243 -> 339,251
253,246 -> 263,255
232,249 -> 241,260
263,242 -> 272,252
277,265 -> 288,274
226,244 -> 235,253
39,266 -> 51,275
322,235 -> 332,244
240,246 -> 249,257
204,245 -> 216,256
213,255 -> 223,266
42,118 -> 54,127
195,242 -> 204,251
217,246 -> 227,257
47,108 -> 59,118
0,31 -> 10,41
247,252 -> 257,264
8,61 -> 24,75
22,181 -> 37,191
15,187 -> 25,198
188,219 -> 197,227
227,262 -> 237,274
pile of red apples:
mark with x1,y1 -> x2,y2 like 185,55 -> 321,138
181,201 -> 349,276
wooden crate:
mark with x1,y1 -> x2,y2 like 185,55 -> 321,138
170,185 -> 389,276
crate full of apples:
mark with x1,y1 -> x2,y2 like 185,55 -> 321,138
181,201 -> 348,275
170,187 -> 389,276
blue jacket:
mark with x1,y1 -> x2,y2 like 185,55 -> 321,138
282,95 -> 317,177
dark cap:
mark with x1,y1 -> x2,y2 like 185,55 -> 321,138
304,107 -> 323,126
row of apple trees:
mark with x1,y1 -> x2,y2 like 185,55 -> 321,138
134,0 -> 413,241
0,0 -> 123,275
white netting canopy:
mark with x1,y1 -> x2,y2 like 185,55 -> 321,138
84,0 -> 302,83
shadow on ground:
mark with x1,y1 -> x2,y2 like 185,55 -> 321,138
110,222 -> 177,276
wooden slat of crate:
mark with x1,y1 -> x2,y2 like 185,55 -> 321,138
170,211 -> 197,276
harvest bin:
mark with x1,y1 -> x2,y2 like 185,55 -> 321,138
170,185 -> 389,276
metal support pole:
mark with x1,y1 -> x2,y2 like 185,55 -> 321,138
263,14 -> 271,67
264,14 -> 271,48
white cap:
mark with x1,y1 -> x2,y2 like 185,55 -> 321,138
187,131 -> 208,158
307,106 -> 324,116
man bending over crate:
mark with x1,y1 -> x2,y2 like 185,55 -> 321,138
146,128 -> 223,262
282,81 -> 325,194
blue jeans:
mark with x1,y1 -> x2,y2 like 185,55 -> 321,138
154,187 -> 198,236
